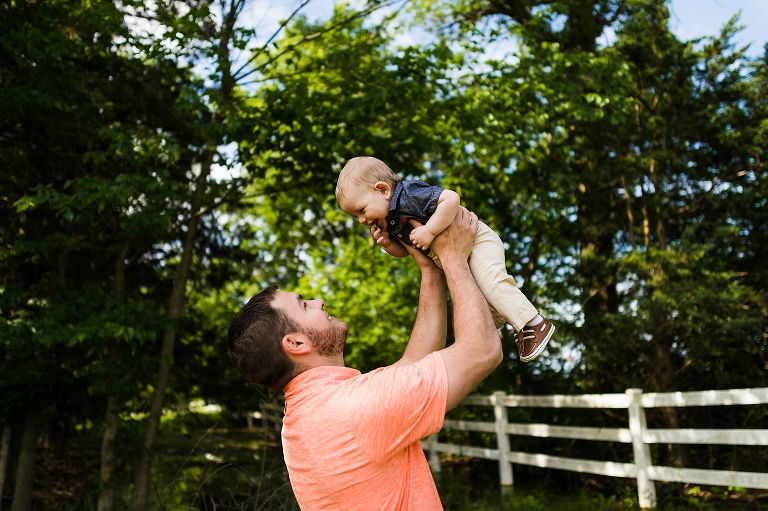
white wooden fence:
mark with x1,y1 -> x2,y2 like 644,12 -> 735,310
422,387 -> 768,509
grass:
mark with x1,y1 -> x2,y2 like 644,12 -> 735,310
457,490 -> 631,511
434,457 -> 638,511
35,408 -> 767,510
434,456 -> 767,511
148,412 -> 767,511
151,421 -> 297,511
448,486 -> 768,511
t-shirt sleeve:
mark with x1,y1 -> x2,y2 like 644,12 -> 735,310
350,352 -> 448,466
399,181 -> 443,220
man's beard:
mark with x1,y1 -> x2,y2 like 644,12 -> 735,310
303,322 -> 349,357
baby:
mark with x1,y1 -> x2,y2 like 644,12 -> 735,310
336,156 -> 554,362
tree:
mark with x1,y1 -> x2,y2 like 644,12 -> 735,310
111,0 -> 432,506
406,0 -> 767,473
2,0 -> 765,505
1,1 -> 204,508
233,3 -> 469,374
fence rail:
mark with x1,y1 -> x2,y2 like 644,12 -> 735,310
422,387 -> 768,509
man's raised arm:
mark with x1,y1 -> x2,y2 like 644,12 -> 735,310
396,241 -> 448,366
430,207 -> 503,410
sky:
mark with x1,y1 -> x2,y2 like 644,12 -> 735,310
266,0 -> 768,57
667,0 -> 768,56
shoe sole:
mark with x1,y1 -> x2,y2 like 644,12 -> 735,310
520,323 -> 555,362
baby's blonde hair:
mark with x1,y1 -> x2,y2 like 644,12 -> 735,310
335,156 -> 401,204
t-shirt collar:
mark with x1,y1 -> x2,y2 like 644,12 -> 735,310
283,365 -> 360,397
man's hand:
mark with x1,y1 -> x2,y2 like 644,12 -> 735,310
403,237 -> 441,273
427,206 -> 477,264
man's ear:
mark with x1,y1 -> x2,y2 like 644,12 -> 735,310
374,181 -> 391,199
282,332 -> 312,356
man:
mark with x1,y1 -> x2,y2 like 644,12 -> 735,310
227,207 -> 502,510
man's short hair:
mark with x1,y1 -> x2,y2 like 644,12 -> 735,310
227,286 -> 300,392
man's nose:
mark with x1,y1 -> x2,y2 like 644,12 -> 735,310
358,216 -> 367,225
309,299 -> 325,309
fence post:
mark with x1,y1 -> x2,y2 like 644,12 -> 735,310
626,389 -> 657,509
492,391 -> 513,493
427,434 -> 441,473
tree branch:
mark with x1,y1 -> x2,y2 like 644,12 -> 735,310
232,0 -> 406,84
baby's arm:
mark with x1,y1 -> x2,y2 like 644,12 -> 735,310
372,225 -> 410,258
409,189 -> 461,250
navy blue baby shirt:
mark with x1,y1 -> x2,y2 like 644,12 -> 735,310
385,180 -> 444,254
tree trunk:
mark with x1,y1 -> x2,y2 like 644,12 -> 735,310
97,242 -> 129,511
10,420 -> 38,511
133,5 -> 236,503
0,426 -> 11,511
133,150 -> 214,509
649,159 -> 667,251
621,176 -> 637,251
577,172 -> 619,392
649,330 -> 686,466
97,396 -> 121,511
647,160 -> 683,466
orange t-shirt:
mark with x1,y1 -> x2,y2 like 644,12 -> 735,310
282,351 -> 448,510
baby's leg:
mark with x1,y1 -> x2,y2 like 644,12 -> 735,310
469,222 -> 538,332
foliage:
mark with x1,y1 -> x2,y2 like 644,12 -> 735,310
1,0 -> 766,507
1,0 -> 195,424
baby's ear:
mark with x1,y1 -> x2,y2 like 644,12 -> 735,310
374,181 -> 391,197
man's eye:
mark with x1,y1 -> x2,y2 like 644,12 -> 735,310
303,301 -> 308,309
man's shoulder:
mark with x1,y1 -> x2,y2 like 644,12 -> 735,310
359,352 -> 447,389
289,354 -> 445,402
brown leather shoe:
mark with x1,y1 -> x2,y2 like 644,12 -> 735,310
517,317 -> 555,362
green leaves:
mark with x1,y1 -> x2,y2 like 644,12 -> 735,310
2,1 -> 767,503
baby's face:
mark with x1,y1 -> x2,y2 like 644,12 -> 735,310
340,182 -> 392,229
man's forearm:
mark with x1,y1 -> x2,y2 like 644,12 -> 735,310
439,255 -> 502,409
397,268 -> 447,365
442,260 -> 497,349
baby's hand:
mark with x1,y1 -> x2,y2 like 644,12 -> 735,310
371,225 -> 392,248
409,225 -> 435,250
